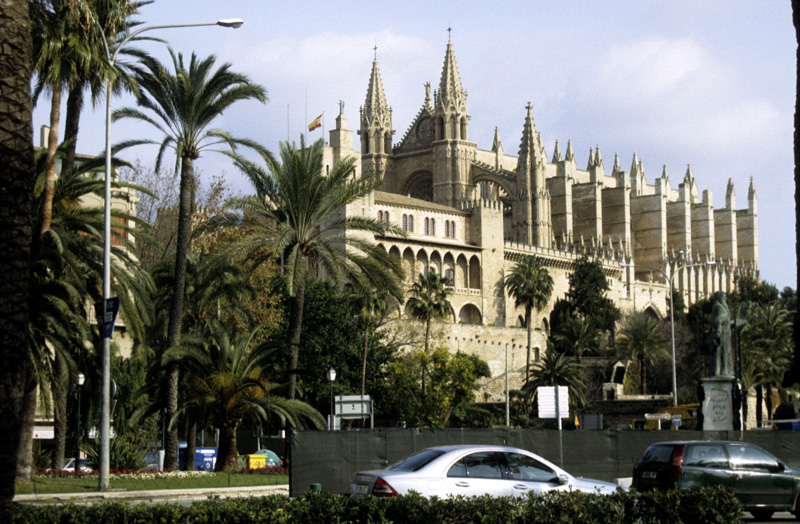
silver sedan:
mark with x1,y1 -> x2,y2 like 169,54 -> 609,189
352,445 -> 623,498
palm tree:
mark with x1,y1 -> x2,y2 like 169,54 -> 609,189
0,0 -> 34,504
616,313 -> 669,395
114,50 -> 267,469
741,302 -> 794,424
505,256 -> 553,382
165,321 -> 324,471
346,284 -> 392,397
25,149 -> 154,476
407,272 -> 454,354
522,347 -> 586,409
406,272 -> 453,397
553,316 -> 599,363
220,137 -> 404,400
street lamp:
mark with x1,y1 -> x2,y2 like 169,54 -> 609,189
620,253 -> 715,406
328,368 -> 337,431
96,17 -> 243,491
75,372 -> 85,472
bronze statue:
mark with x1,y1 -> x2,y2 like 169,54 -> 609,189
710,291 -> 734,377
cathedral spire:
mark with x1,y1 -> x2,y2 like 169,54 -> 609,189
565,139 -> 575,162
552,139 -> 562,162
612,152 -> 621,174
363,57 -> 389,126
517,102 -> 543,173
437,40 -> 466,112
594,146 -> 603,169
587,147 -> 595,170
492,126 -> 502,153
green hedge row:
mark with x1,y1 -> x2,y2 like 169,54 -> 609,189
12,486 -> 742,524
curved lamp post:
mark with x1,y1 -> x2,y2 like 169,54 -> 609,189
96,17 -> 243,491
620,253 -> 715,406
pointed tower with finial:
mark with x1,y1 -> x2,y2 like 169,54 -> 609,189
359,46 -> 393,180
512,102 -> 551,246
431,32 -> 475,205
736,177 -> 758,270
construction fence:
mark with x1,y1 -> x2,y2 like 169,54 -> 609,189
289,428 -> 800,496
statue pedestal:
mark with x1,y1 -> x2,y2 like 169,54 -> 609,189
701,377 -> 740,431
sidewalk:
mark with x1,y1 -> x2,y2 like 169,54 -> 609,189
14,484 -> 289,505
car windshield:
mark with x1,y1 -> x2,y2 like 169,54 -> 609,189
387,449 -> 446,472
639,445 -> 676,465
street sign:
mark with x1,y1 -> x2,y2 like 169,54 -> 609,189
95,297 -> 120,339
537,386 -> 569,419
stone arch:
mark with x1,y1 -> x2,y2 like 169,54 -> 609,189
517,315 -> 525,328
402,247 -> 415,281
542,317 -> 549,336
389,245 -> 401,262
642,305 -> 662,320
468,255 -> 481,290
384,131 -> 391,154
459,303 -> 482,325
443,252 -> 456,286
401,170 -> 434,202
429,251 -> 443,274
533,346 -> 541,361
436,116 -> 444,140
471,172 -> 513,202
460,117 -> 468,141
456,254 -> 469,288
416,249 -> 429,276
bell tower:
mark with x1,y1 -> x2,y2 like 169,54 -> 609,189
359,50 -> 393,180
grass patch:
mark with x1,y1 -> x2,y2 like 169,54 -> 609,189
16,472 -> 288,495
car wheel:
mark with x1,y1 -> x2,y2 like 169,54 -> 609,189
750,509 -> 773,520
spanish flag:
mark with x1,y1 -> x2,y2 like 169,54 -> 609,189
308,114 -> 322,131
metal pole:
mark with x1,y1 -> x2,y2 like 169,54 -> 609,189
668,273 -> 678,406
329,381 -> 334,431
75,383 -> 81,472
96,17 -> 242,491
505,343 -> 509,427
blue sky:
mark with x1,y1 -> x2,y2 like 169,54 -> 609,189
33,1 -> 797,289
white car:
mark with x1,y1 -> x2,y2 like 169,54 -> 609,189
62,458 -> 93,472
352,445 -> 623,498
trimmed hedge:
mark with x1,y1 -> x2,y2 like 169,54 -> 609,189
11,486 -> 743,524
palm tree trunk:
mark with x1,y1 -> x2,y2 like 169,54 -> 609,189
756,384 -> 763,427
525,307 -> 532,384
0,0 -> 35,508
361,318 -> 369,397
62,83 -> 84,174
639,357 -> 647,395
790,0 -> 800,389
422,318 -> 431,397
287,275 -> 306,401
38,87 -> 61,250
16,373 -> 37,481
216,424 -> 239,472
51,357 -> 67,470
164,156 -> 195,470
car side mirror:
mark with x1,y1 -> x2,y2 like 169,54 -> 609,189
557,474 -> 569,485
772,462 -> 785,473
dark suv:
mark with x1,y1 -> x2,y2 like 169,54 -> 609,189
632,441 -> 800,520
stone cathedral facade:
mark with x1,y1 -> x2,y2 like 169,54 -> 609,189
321,41 -> 759,396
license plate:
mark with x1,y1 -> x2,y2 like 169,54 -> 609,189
642,471 -> 656,479
355,483 -> 370,495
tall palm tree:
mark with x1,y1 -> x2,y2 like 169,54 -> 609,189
741,302 -> 794,424
346,284 -> 391,397
616,313 -> 669,395
406,272 -> 453,397
220,137 -> 404,400
505,255 -> 553,382
407,272 -> 454,354
114,50 -> 267,469
165,321 -> 324,471
522,348 -> 586,409
0,0 -> 34,505
553,316 -> 599,363
25,149 -> 154,476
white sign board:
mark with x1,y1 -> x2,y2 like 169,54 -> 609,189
335,395 -> 372,419
537,386 -> 569,419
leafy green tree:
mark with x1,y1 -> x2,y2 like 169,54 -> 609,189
505,255 -> 553,382
221,137 -> 403,400
616,313 -> 669,395
565,256 -> 620,334
522,347 -> 586,409
345,283 -> 394,397
165,321 -> 324,471
114,50 -> 267,470
553,316 -> 599,363
387,347 -> 490,427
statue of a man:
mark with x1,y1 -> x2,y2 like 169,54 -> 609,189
710,291 -> 734,377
